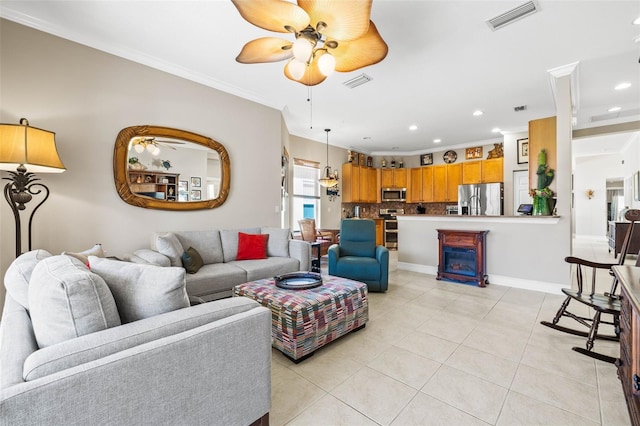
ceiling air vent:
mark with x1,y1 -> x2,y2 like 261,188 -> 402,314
343,73 -> 372,89
513,105 -> 527,112
486,1 -> 539,31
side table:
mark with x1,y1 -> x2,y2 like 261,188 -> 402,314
310,242 -> 321,273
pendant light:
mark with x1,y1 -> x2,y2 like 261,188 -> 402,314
319,128 -> 339,188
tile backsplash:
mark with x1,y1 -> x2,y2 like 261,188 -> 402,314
342,202 -> 454,218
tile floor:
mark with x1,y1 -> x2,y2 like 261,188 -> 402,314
269,237 -> 631,425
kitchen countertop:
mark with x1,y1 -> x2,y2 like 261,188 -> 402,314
398,214 -> 561,224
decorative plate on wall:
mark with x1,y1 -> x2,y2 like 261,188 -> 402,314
443,150 -> 458,164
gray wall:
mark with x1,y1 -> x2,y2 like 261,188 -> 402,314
0,20 -> 288,308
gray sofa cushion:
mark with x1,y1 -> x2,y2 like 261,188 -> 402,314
175,230 -> 223,265
151,232 -> 184,267
89,257 -> 190,323
184,262 -> 248,298
127,248 -> 171,266
261,227 -> 291,257
231,257 -> 300,282
220,228 -> 261,262
4,249 -> 52,310
23,297 -> 261,381
28,255 -> 121,348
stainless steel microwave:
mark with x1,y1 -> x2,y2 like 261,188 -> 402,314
381,187 -> 406,202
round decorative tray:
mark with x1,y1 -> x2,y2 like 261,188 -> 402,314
274,272 -> 323,290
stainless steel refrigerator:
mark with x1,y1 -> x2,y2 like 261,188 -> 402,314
458,183 -> 504,216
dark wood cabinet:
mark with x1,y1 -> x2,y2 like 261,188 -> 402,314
612,265 -> 640,425
436,229 -> 489,287
609,221 -> 640,258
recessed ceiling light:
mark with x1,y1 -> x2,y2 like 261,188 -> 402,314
433,139 -> 441,143
608,106 -> 622,112
473,110 -> 483,116
615,82 -> 631,90
634,16 -> 640,25
409,125 -> 418,131
491,128 -> 501,133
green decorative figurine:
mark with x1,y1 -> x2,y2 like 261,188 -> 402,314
530,149 -> 555,215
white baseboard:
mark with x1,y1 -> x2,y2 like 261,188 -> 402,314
397,262 -> 567,295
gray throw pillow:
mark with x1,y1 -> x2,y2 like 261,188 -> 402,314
261,227 -> 290,257
151,232 -> 184,267
182,246 -> 204,274
28,255 -> 121,348
4,249 -> 52,310
89,256 -> 189,323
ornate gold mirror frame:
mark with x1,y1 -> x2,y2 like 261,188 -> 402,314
114,125 -> 230,210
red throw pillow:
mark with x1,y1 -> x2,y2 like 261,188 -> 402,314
236,232 -> 269,260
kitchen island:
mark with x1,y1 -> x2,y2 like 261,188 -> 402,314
397,214 -> 570,293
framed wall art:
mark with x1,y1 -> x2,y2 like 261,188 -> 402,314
190,176 -> 201,188
465,146 -> 483,160
420,153 -> 433,166
191,190 -> 201,201
517,138 -> 529,164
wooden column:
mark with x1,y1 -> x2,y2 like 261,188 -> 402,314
528,116 -> 557,191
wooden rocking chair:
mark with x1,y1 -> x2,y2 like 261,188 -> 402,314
541,209 -> 640,363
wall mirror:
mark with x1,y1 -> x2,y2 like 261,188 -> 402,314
114,125 -> 230,210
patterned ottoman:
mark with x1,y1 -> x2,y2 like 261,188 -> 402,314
233,275 -> 368,362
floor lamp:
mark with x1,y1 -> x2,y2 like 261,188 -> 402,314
0,118 -> 66,258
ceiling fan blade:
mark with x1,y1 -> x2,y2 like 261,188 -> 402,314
330,21 -> 388,72
284,60 -> 327,86
232,0 -> 310,33
236,37 -> 294,63
298,0 -> 372,41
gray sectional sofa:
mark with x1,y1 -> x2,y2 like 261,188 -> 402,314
0,249 -> 272,426
130,227 -> 311,301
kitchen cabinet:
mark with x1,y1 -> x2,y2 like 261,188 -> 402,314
360,166 -> 378,202
380,168 -> 407,188
408,167 -> 434,203
462,158 -> 504,184
482,158 -> 504,183
374,219 -> 384,246
462,161 -> 482,184
434,164 -> 461,202
342,163 -> 376,203
128,171 -> 180,201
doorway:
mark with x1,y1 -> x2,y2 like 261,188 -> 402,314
513,170 -> 531,213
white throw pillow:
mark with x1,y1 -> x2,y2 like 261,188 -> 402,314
28,255 -> 121,348
62,243 -> 105,265
89,256 -> 189,323
4,249 -> 52,310
261,227 -> 290,257
151,232 -> 184,267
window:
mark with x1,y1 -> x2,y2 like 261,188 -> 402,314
293,158 -> 320,228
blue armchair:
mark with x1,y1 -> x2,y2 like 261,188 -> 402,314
328,219 -> 389,292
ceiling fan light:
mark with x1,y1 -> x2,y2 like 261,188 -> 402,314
134,144 -> 144,153
318,52 -> 336,76
292,37 -> 313,62
146,143 -> 156,153
152,146 -> 161,156
287,59 -> 306,80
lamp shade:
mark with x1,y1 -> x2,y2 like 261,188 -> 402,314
0,120 -> 65,173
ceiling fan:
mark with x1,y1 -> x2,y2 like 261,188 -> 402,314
231,0 -> 388,86
129,137 -> 184,156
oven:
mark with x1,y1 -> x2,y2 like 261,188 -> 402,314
380,208 -> 404,249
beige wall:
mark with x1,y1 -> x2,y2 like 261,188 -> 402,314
0,20 -> 287,309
